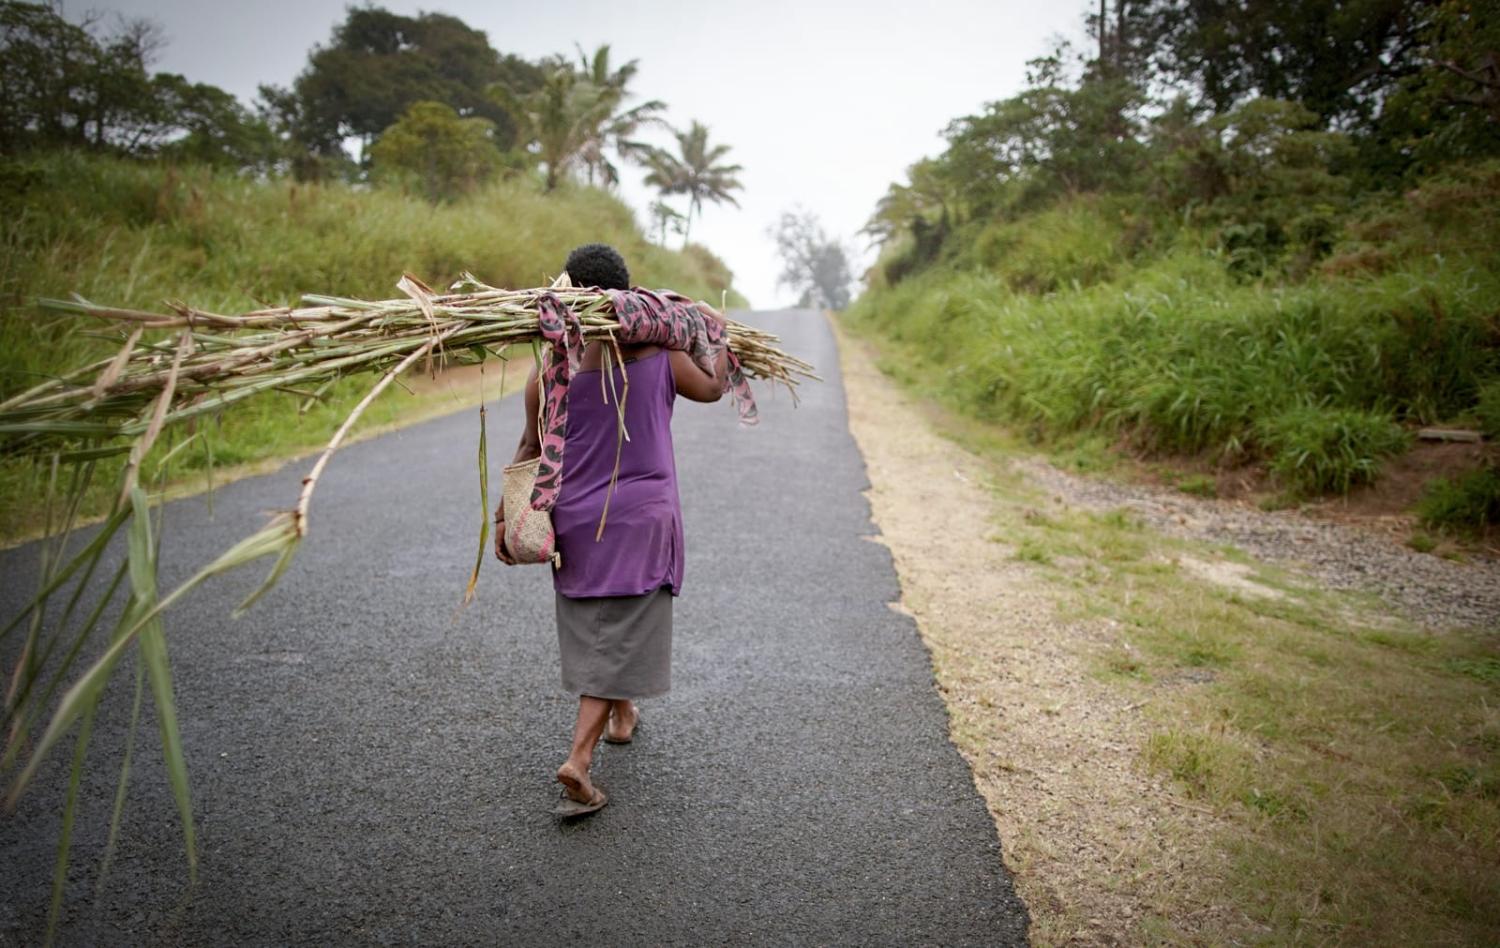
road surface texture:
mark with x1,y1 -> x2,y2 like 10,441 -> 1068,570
1,310 -> 1028,945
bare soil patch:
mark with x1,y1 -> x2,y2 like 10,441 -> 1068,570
1174,555 -> 1284,599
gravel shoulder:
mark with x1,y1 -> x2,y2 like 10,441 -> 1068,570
833,318 -> 1239,944
833,316 -> 1500,945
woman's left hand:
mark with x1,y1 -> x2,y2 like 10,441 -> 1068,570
695,300 -> 726,326
493,502 -> 515,564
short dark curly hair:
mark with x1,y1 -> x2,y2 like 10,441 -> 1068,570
563,243 -> 630,290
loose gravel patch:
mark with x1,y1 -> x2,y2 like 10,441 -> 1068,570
1017,459 -> 1500,632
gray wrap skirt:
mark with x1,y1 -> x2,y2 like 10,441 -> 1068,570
554,585 -> 673,700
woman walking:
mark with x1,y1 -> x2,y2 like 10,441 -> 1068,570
494,243 -> 727,817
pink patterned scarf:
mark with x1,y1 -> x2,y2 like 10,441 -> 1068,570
529,288 -> 757,511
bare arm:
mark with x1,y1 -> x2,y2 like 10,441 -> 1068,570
670,302 -> 731,403
513,361 -> 542,463
669,350 -> 726,403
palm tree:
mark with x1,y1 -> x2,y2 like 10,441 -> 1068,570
647,199 -> 686,245
641,121 -> 743,244
489,59 -> 614,191
491,48 -> 667,193
573,44 -> 666,188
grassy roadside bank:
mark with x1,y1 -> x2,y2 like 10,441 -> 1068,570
836,317 -> 1500,945
847,165 -> 1500,532
0,151 -> 744,544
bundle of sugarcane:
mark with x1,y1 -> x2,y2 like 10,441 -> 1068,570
0,273 -> 816,922
1,272 -> 817,463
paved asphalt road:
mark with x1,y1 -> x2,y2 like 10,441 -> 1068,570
1,310 -> 1028,946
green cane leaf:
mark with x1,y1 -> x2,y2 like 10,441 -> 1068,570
126,487 -> 196,879
464,397 -> 489,605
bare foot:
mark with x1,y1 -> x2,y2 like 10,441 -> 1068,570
556,760 -> 597,804
605,701 -> 639,743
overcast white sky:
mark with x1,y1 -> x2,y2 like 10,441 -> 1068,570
79,0 -> 1086,306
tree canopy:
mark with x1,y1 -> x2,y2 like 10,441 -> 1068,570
0,2 -> 275,168
572,44 -> 666,187
866,0 -> 1500,285
1127,0 -> 1426,128
489,45 -> 665,192
1,2 -> 748,211
370,100 -> 502,202
264,7 -> 542,162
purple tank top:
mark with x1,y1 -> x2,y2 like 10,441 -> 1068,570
550,349 -> 684,598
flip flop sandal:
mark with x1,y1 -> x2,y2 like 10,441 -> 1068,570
603,712 -> 640,745
554,787 -> 608,818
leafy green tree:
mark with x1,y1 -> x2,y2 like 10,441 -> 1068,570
150,75 -> 280,171
0,1 -> 92,148
0,3 -> 163,152
252,82 -> 354,180
863,158 -> 955,282
265,6 -> 541,166
1132,0 -> 1427,128
1146,96 -> 1355,211
490,47 -> 666,192
771,208 -> 853,310
647,199 -> 687,244
1187,98 -> 1356,272
0,2 -> 279,171
640,121 -> 743,243
84,18 -> 170,151
867,38 -> 1153,273
938,54 -> 1147,217
1085,0 -> 1158,82
864,158 -> 953,245
369,100 -> 501,202
1378,0 -> 1500,172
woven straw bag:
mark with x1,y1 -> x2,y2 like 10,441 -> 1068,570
501,457 -> 560,568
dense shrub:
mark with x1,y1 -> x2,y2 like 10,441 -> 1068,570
959,200 -> 1128,294
1419,467 -> 1500,533
1257,406 -> 1410,494
1474,381 -> 1500,439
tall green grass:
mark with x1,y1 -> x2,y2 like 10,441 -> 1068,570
951,195 -> 1141,295
0,151 -> 746,539
1419,466 -> 1500,533
848,176 -> 1500,497
0,151 -> 742,386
